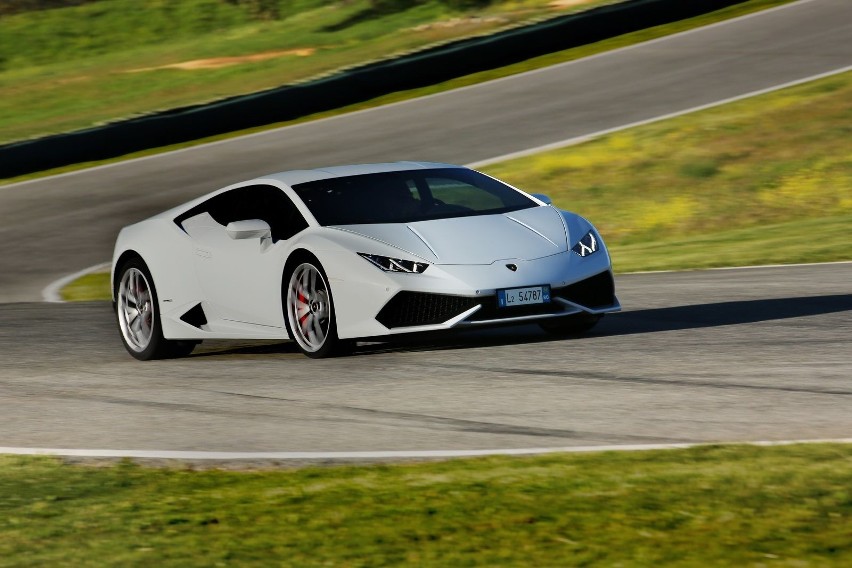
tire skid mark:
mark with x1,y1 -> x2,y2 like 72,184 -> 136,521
0,383 -> 354,425
429,364 -> 852,396
201,389 -> 695,444
0,381 -> 688,443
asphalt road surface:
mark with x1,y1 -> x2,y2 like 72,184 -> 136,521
1,0 -> 850,302
0,0 -> 850,460
1,264 -> 850,459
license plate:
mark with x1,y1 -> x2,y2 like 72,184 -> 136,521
497,285 -> 551,308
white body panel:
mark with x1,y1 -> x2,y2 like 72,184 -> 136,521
112,162 -> 619,345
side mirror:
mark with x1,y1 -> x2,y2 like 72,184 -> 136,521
226,219 -> 271,240
530,193 -> 553,205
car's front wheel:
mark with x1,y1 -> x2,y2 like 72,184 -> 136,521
285,257 -> 349,358
115,258 -> 196,360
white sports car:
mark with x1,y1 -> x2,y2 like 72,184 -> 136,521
112,162 -> 620,359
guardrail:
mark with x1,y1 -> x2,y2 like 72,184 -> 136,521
0,0 -> 746,179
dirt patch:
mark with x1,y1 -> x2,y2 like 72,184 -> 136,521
128,48 -> 315,72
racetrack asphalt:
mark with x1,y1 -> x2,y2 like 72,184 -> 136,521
1,264 -> 850,459
0,0 -> 850,460
0,0 -> 850,303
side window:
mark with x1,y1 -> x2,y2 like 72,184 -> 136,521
254,186 -> 309,242
176,185 -> 308,242
206,191 -> 246,226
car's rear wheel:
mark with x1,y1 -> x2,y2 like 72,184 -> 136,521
539,313 -> 602,336
285,258 -> 348,358
115,258 -> 196,360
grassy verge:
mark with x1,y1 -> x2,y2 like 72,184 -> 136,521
611,215 -> 852,273
60,69 -> 851,301
0,444 -> 850,566
60,271 -> 112,302
1,0 -> 795,185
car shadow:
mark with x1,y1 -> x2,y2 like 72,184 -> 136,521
191,340 -> 300,358
603,293 -> 852,337
190,294 -> 851,358
356,293 -> 852,355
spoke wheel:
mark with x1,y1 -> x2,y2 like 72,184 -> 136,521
285,259 -> 345,358
117,267 -> 155,353
114,258 -> 197,360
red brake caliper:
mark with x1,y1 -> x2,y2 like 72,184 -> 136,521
298,287 -> 309,324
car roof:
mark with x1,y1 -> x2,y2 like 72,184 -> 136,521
259,161 -> 464,186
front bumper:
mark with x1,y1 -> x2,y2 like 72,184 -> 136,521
376,270 -> 620,330
326,247 -> 618,339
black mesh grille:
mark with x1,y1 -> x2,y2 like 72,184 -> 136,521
554,271 -> 615,309
376,292 -> 478,329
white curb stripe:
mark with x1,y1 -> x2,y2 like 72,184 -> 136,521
2,439 -> 851,460
623,260 -> 852,276
41,262 -> 110,303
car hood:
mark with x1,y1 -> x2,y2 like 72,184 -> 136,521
331,206 -> 568,264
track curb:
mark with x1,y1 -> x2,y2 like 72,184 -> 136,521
2,439 -> 851,461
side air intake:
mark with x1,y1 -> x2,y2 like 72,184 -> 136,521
180,303 -> 208,328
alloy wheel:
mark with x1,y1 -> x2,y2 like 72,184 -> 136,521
117,267 -> 155,352
287,263 -> 331,353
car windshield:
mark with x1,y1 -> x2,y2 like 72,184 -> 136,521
292,168 -> 538,226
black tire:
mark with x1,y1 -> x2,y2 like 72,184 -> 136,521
539,313 -> 602,336
114,257 -> 197,360
283,254 -> 351,358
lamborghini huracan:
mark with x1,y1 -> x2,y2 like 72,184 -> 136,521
112,162 -> 620,359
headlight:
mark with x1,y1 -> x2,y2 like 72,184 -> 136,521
571,231 -> 599,257
358,253 -> 429,273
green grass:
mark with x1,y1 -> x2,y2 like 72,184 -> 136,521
60,271 -> 111,302
0,0 -> 795,184
612,215 -> 852,273
0,444 -> 850,566
0,0 -> 609,145
60,69 -> 852,301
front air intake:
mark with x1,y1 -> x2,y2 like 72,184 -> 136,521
376,292 -> 479,329
553,271 -> 615,309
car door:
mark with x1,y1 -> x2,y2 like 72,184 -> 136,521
181,184 -> 308,329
